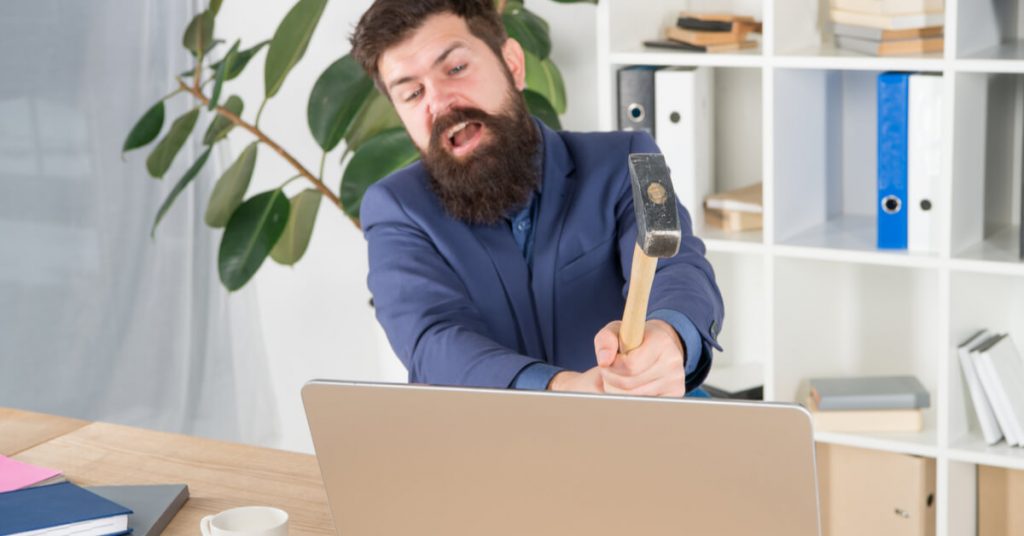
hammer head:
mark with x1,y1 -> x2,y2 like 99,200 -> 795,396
627,153 -> 681,258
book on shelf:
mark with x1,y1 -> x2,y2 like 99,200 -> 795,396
831,0 -> 944,15
87,484 -> 189,536
703,183 -> 763,232
804,395 -> 924,433
907,73 -> 942,254
665,26 -> 751,46
835,35 -> 943,56
808,375 -> 930,411
877,72 -> 910,250
704,183 -> 762,213
833,23 -> 943,41
971,333 -> 1024,447
653,67 -> 713,223
644,39 -> 757,54
958,330 -> 1003,445
656,11 -> 761,54
704,208 -> 762,232
831,9 -> 944,30
0,482 -> 133,536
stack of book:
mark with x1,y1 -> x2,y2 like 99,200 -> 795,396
803,375 -> 930,433
645,12 -> 761,54
831,0 -> 944,56
0,455 -> 190,536
958,330 -> 1024,447
703,183 -> 762,232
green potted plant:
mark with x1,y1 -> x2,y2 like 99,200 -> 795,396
123,0 -> 594,291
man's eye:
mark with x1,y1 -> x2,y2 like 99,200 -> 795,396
449,63 -> 467,75
404,88 -> 422,102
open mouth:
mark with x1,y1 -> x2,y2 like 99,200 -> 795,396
444,121 -> 484,158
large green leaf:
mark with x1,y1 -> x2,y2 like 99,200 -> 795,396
210,0 -> 223,15
264,0 -> 327,98
146,108 -> 200,178
524,50 -> 566,114
183,11 -> 215,57
343,90 -> 402,154
308,55 -> 374,152
219,189 -> 290,291
524,89 -> 561,130
205,141 -> 258,228
209,39 -> 240,110
502,3 -> 551,60
270,189 -> 321,265
151,147 -> 213,237
203,95 -> 243,145
341,128 -> 419,219
190,40 -> 267,80
122,101 -> 164,154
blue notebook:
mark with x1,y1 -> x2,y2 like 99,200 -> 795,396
877,72 -> 910,250
0,482 -> 133,536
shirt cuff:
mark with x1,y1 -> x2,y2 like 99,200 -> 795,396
648,309 -> 703,376
511,362 -> 564,391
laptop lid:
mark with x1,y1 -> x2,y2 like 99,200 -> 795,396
302,380 -> 820,536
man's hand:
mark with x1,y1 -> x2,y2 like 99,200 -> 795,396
593,320 -> 686,397
548,367 -> 605,393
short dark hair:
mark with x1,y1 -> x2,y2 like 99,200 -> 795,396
351,0 -> 508,94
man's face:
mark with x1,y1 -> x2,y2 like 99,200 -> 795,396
375,12 -> 540,225
377,12 -> 527,157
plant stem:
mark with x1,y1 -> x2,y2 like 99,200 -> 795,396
255,97 -> 268,129
281,174 -> 304,189
177,78 -> 345,213
318,151 -> 327,181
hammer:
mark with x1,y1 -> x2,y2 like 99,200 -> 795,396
620,153 -> 681,353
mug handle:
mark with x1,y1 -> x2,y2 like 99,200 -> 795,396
200,515 -> 214,536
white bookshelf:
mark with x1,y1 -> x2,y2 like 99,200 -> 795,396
596,0 -> 1024,534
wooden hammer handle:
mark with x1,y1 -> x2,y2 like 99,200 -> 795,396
619,243 -> 659,353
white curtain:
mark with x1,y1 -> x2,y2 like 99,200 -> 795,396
0,0 -> 280,446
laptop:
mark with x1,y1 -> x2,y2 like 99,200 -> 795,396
302,380 -> 820,535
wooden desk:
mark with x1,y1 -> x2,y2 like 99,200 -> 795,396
0,408 -> 88,456
6,411 -> 334,535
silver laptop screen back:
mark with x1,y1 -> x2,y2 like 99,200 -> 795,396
303,381 -> 820,536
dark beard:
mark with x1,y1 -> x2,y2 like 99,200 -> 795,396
420,90 -> 540,225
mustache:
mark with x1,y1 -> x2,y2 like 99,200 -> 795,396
429,107 -> 496,147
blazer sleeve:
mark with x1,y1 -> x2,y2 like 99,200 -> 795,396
615,132 -> 725,391
362,182 -> 540,389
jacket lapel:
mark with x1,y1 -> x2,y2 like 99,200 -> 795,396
470,223 -> 546,360
530,123 -> 576,362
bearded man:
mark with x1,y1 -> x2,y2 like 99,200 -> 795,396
353,0 -> 723,396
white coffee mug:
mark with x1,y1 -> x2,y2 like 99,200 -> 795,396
200,506 -> 289,536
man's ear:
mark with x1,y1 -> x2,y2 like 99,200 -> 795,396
501,38 -> 527,91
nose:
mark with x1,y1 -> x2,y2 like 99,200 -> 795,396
426,81 -> 458,122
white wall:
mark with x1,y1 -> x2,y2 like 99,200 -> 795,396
216,0 -> 597,453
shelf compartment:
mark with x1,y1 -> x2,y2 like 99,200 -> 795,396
605,0 -> 764,60
705,251 -> 767,379
948,435 -> 1024,471
957,1 -> 1024,61
774,0 -> 950,62
951,71 -> 1024,268
774,68 -> 947,257
772,258 -> 941,435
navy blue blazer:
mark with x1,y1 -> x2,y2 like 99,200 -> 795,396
362,121 -> 724,391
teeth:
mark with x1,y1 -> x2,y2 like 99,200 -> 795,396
446,122 -> 469,143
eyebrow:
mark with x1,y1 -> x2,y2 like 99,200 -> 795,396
386,42 -> 468,92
